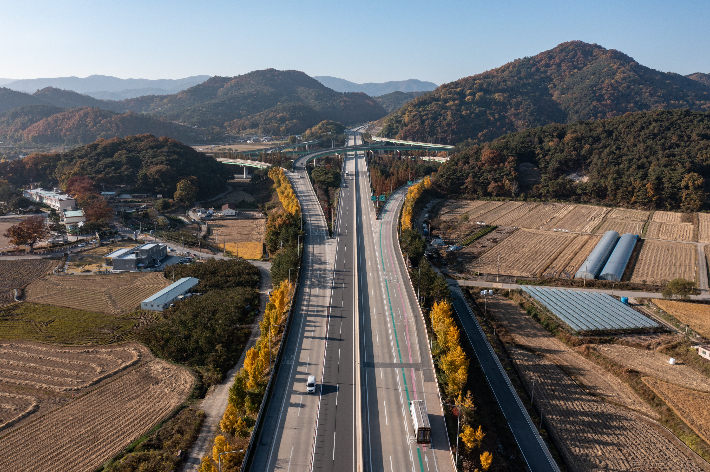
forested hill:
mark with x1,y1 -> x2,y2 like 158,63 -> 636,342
435,109 -> 710,211
0,87 -> 48,113
375,91 -> 428,113
689,73 -> 710,87
380,41 -> 710,145
32,87 -> 123,111
0,134 -> 231,199
115,69 -> 388,132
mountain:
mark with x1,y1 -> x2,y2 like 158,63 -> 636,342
0,79 -> 15,87
85,88 -> 175,100
0,104 -> 65,141
380,41 -> 710,145
375,91 -> 429,113
0,134 -> 231,199
31,87 -> 122,111
19,107 -> 200,144
688,73 -> 710,87
115,69 -> 388,132
314,77 -> 437,96
4,74 -> 210,95
435,109 -> 710,211
0,87 -> 49,113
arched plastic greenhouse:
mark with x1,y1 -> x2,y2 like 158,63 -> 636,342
575,230 -> 620,280
599,233 -> 639,281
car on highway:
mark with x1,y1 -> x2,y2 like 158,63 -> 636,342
306,375 -> 316,393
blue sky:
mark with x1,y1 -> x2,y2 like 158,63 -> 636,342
1,0 -> 707,85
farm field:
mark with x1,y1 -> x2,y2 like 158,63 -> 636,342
0,259 -> 59,307
0,350 -> 193,472
543,234 -> 593,278
488,296 -> 653,415
223,241 -> 263,259
652,211 -> 683,224
437,200 -> 487,219
699,213 -> 710,244
25,272 -> 171,316
652,299 -> 710,338
470,229 -> 574,277
0,303 -> 138,344
541,204 -> 609,232
608,208 -> 651,221
513,202 -> 571,229
596,344 -> 710,392
594,217 -> 643,235
489,202 -> 540,226
646,221 -> 696,242
474,201 -> 524,224
558,234 -> 601,279
459,226 -> 517,259
207,218 -> 266,249
509,346 -> 702,471
463,200 -> 505,222
643,377 -> 710,447
629,240 -> 697,285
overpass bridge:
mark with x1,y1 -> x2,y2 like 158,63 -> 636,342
236,140 -> 321,156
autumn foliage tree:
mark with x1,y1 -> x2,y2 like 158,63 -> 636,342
3,215 -> 49,251
400,176 -> 431,229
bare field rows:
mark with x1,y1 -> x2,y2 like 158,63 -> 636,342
653,211 -> 683,224
652,299 -> 710,339
699,214 -> 710,244
512,203 -> 571,229
489,202 -> 540,226
542,204 -> 609,232
490,297 -> 653,415
25,273 -> 171,315
645,221 -> 696,242
543,235 -> 592,278
465,201 -> 505,222
475,201 -> 524,224
629,240 -> 697,285
471,229 -> 574,277
594,218 -> 643,235
643,377 -> 710,448
596,344 -> 710,392
559,234 -> 602,279
438,200 -> 487,218
510,346 -> 702,471
0,358 -> 193,472
0,260 -> 59,307
608,208 -> 651,221
460,226 -> 517,259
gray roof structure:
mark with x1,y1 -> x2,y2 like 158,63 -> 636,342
599,233 -> 639,281
575,230 -> 620,280
142,277 -> 199,307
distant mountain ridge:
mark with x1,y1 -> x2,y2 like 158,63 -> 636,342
688,72 -> 710,87
3,74 -> 210,95
374,91 -> 429,113
314,77 -> 437,96
380,41 -> 710,144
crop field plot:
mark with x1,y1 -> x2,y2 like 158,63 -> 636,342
0,260 -> 59,307
464,200 -> 505,222
596,344 -> 710,392
543,234 -> 595,278
645,221 -> 696,242
508,346 -> 700,471
629,240 -> 697,285
470,229 -> 574,277
0,347 -> 193,472
207,218 -> 266,248
223,241 -> 263,259
474,201 -> 524,224
594,217 -> 644,235
608,208 -> 651,221
489,296 -> 653,415
489,202 -> 540,226
557,234 -> 602,279
652,299 -> 710,338
699,213 -> 710,243
513,202 -> 571,229
437,200 -> 487,219
25,273 -> 171,316
541,204 -> 610,233
643,377 -> 710,448
652,211 -> 683,224
459,226 -> 517,260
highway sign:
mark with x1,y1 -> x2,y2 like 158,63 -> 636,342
371,196 -> 376,201
379,195 -> 386,201
408,181 -> 413,186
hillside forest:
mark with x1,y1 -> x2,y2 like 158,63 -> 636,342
435,109 -> 710,211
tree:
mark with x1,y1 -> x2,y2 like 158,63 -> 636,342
219,403 -> 239,436
401,228 -> 425,266
65,175 -> 97,206
662,278 -> 696,300
3,215 -> 49,251
480,451 -> 493,471
174,179 -> 198,205
83,196 -> 112,222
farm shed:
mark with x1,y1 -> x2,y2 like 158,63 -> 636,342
105,243 -> 168,271
697,345 -> 710,361
599,233 -> 639,281
575,230 -> 620,280
141,277 -> 199,311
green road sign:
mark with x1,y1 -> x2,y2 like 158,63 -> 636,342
408,181 -> 413,186
371,195 -> 376,201
379,195 -> 386,201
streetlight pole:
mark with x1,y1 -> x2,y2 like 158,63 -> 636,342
442,402 -> 462,467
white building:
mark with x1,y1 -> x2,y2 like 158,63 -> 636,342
23,188 -> 75,211
61,209 -> 86,228
141,277 -> 199,311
